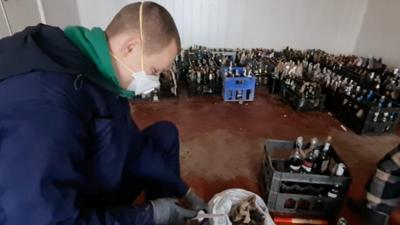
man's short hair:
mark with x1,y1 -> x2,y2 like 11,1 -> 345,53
106,1 -> 181,54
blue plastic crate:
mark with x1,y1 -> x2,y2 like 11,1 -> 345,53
221,67 -> 256,102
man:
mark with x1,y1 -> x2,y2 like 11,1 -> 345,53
362,144 -> 400,225
0,2 -> 207,225
350,144 -> 400,225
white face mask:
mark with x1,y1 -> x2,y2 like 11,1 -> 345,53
127,71 -> 160,95
111,2 -> 160,95
111,53 -> 160,95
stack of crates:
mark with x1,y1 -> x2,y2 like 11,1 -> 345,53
261,139 -> 351,219
324,90 -> 400,135
279,84 -> 326,112
221,67 -> 256,103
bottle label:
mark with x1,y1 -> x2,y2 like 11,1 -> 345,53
321,160 -> 329,173
302,161 -> 312,172
327,192 -> 338,198
290,165 -> 301,171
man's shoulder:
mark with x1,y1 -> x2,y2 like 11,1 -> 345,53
0,70 -> 122,116
0,71 -> 89,111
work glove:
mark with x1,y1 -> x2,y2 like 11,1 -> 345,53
183,189 -> 209,212
151,198 -> 197,225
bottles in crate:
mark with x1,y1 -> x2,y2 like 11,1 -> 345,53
234,48 -> 276,86
381,68 -> 400,102
222,66 -> 256,102
286,136 -> 344,176
301,137 -> 319,174
348,56 -> 386,72
289,137 -> 303,173
184,46 -> 233,95
317,136 -> 332,174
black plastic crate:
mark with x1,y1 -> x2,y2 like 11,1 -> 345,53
261,139 -> 351,218
325,91 -> 400,135
184,70 -> 222,96
279,84 -> 326,112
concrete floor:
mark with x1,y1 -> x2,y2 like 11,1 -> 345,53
131,87 -> 400,225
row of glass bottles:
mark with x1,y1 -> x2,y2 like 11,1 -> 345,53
235,48 -> 276,85
321,71 -> 398,122
288,136 -> 346,176
184,47 -> 236,94
303,49 -> 399,103
183,46 -> 399,105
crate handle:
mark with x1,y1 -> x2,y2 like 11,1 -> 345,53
235,80 -> 244,85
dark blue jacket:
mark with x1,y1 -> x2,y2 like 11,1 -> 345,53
0,24 -> 187,225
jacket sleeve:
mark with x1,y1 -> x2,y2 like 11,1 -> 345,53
0,102 -> 155,225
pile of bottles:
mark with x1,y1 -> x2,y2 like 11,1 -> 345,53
323,72 -> 398,123
184,46 -> 233,95
284,78 -> 321,99
342,67 -> 400,103
274,60 -> 323,99
347,56 -> 386,72
235,48 -> 276,85
275,50 -> 398,107
381,68 -> 400,102
179,46 -> 400,109
303,49 -> 356,69
281,47 -> 305,62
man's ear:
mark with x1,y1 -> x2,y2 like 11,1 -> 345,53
121,36 -> 142,57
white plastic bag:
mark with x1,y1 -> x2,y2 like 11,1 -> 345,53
208,188 -> 275,225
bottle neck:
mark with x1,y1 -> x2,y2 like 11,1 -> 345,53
323,143 -> 330,152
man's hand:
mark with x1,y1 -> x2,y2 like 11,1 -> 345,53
183,189 -> 209,212
151,198 -> 197,225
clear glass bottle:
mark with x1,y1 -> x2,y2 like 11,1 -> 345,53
289,137 -> 303,173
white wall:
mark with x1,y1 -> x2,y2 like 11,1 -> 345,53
353,0 -> 400,67
41,0 -> 80,28
76,0 -> 125,31
76,0 -> 369,54
0,2 -> 10,38
0,0 -> 80,37
0,0 -> 41,34
5,0 -> 399,67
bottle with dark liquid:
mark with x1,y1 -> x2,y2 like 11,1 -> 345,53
315,136 -> 332,175
311,144 -> 321,173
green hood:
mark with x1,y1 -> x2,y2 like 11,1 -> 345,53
64,26 -> 135,98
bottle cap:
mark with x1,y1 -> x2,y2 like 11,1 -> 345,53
296,136 -> 304,146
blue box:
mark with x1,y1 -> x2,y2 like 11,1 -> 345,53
221,67 -> 256,102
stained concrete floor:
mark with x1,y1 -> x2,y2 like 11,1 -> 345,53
131,87 -> 400,225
